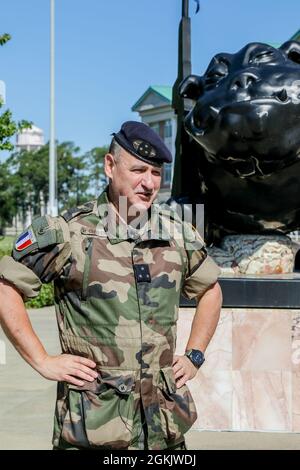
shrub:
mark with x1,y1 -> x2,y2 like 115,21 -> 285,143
25,283 -> 54,309
0,235 -> 14,258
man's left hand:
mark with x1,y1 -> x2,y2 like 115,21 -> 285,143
172,355 -> 198,389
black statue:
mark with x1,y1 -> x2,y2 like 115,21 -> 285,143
178,41 -> 300,243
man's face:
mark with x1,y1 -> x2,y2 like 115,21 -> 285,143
104,148 -> 162,213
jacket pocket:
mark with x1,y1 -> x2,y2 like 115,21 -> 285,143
158,366 -> 197,442
61,369 -> 137,449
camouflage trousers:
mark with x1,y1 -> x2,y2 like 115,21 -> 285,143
53,437 -> 187,451
53,402 -> 187,451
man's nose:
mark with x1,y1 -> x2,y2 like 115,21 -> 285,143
230,72 -> 258,90
141,173 -> 155,190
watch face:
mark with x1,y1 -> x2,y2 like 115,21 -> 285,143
193,351 -> 203,363
188,349 -> 205,367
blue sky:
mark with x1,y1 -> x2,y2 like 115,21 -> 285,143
1,0 -> 300,158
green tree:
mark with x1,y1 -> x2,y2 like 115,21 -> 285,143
5,141 -> 91,220
0,160 -> 15,232
0,33 -> 31,230
0,33 -> 31,151
84,146 -> 108,197
57,141 -> 91,209
0,33 -> 11,46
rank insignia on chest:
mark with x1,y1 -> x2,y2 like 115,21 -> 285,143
15,230 -> 36,251
133,264 -> 151,283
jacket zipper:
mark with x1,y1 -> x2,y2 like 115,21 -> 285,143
82,237 -> 93,301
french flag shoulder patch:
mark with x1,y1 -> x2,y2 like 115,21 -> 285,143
15,230 -> 37,251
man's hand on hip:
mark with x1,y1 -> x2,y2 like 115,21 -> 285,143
36,354 -> 98,386
172,355 -> 198,389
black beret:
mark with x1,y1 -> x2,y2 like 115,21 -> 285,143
112,121 -> 172,167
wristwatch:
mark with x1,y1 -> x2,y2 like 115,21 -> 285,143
184,349 -> 205,369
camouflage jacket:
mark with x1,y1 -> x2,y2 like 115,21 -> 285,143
0,188 -> 220,450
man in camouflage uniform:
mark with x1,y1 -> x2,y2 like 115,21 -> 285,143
0,121 -> 222,450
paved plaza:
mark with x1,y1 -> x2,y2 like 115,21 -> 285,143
0,307 -> 299,450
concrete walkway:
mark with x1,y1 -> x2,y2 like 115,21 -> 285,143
0,307 -> 299,450
0,307 -> 59,450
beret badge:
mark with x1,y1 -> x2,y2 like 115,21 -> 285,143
133,140 -> 157,159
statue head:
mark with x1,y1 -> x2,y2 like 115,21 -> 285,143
181,41 -> 300,177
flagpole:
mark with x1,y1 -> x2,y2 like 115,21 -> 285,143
49,0 -> 58,216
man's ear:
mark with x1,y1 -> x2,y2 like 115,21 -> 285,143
280,41 -> 300,64
104,153 -> 115,179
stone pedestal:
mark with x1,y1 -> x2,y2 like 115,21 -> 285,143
177,307 -> 300,432
208,234 -> 296,274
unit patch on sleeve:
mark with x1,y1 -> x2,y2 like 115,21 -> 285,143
15,229 -> 37,251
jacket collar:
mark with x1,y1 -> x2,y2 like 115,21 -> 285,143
96,187 -> 171,244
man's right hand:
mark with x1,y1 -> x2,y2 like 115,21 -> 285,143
36,354 -> 98,386
0,280 -> 98,387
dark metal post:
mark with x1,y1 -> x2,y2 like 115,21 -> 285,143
171,0 -> 192,197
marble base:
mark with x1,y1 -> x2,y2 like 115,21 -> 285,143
176,307 -> 300,432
